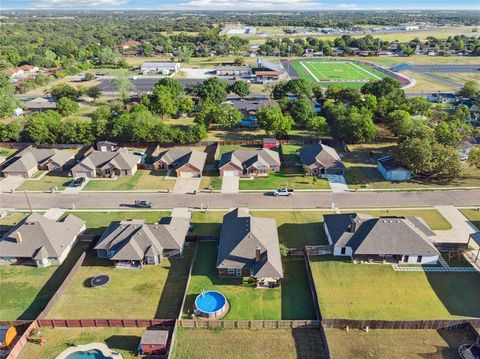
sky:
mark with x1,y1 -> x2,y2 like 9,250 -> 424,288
1,0 -> 479,10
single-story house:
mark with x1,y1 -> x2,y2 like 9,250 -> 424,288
377,155 -> 412,181
323,213 -> 439,265
23,97 -> 57,111
217,208 -> 283,287
96,141 -> 118,152
0,213 -> 86,267
224,97 -> 275,121
299,143 -> 345,176
1,145 -> 74,178
120,40 -> 141,50
140,62 -> 180,75
427,93 -> 457,104
219,148 -> 281,177
94,212 -> 190,268
71,148 -> 139,178
138,330 -> 169,355
216,66 -> 252,76
152,148 -> 207,178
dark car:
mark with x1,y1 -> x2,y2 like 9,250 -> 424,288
72,177 -> 86,187
134,200 -> 153,208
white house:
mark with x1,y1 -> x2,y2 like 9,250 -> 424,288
140,62 -> 180,75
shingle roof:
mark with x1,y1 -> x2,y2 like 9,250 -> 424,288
0,213 -> 85,260
2,146 -> 73,174
72,149 -> 138,172
140,330 -> 169,345
154,148 -> 207,172
219,149 -> 280,170
94,215 -> 190,261
217,208 -> 283,279
324,213 -> 439,257
299,143 -> 344,170
377,156 -> 408,172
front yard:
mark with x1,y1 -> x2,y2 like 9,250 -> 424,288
460,208 -> 480,230
310,256 -> 480,320
83,169 -> 176,191
17,327 -> 144,359
47,247 -> 193,319
172,328 -> 325,359
16,171 -> 72,191
239,167 -> 330,190
0,243 -> 88,320
183,242 -> 315,320
199,170 -> 222,190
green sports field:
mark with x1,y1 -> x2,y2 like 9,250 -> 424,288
291,59 -> 388,88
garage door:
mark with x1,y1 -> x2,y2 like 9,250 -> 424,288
179,171 -> 199,178
75,172 -> 91,178
223,170 -> 239,177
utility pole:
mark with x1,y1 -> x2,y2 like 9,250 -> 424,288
24,190 -> 32,213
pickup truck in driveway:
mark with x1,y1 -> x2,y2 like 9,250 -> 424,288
273,188 -> 293,196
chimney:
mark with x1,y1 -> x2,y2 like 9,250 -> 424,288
255,246 -> 261,262
15,231 -> 22,243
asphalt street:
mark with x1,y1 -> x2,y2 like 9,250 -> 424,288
2,190 -> 480,210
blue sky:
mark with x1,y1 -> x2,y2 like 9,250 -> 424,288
1,0 -> 478,10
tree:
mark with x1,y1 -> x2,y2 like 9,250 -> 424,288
85,87 -> 102,102
395,137 -> 433,176
332,107 -> 376,143
57,97 -> 79,116
467,147 -> 480,169
24,111 -> 62,144
430,143 -> 462,179
361,77 -> 405,104
306,116 -> 328,136
386,110 -> 413,136
150,87 -> 178,118
312,85 -> 323,102
195,100 -> 241,128
195,78 -> 229,104
456,81 -> 479,99
59,119 -> 94,144
230,81 -> 250,99
113,77 -> 134,103
407,97 -> 431,117
256,106 -> 294,137
288,97 -> 315,127
153,78 -> 184,98
0,120 -> 22,141
0,73 -> 17,118
435,121 -> 462,146
272,81 -> 288,100
178,96 -> 194,115
91,105 -> 112,138
84,72 -> 95,81
285,78 -> 312,97
50,84 -> 82,101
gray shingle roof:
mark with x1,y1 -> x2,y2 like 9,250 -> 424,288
219,149 -> 280,170
2,146 -> 73,174
324,213 -> 439,257
217,208 -> 283,279
140,330 -> 169,345
0,213 -> 85,260
72,149 -> 138,172
154,148 -> 207,172
299,143 -> 344,170
94,215 -> 190,261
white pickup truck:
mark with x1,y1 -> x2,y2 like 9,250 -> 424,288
273,188 -> 293,196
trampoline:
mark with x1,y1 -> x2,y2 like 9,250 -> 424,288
90,275 -> 110,288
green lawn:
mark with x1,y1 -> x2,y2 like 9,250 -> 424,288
17,328 -> 143,359
460,208 -> 480,230
199,170 -> 222,190
325,328 -> 478,359
0,211 -> 29,231
0,147 -> 18,158
310,256 -> 480,320
17,171 -> 72,191
0,243 -> 88,320
48,248 -> 192,319
184,242 -> 315,320
65,211 -> 170,235
239,167 -> 330,190
83,169 -> 176,191
343,209 -> 451,231
191,210 -> 331,247
172,328 -> 325,359
280,144 -> 301,162
216,144 -> 262,160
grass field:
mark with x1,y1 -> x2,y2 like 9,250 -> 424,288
325,328 -> 478,359
83,169 -> 176,191
291,59 -> 386,87
310,256 -> 480,320
17,171 -> 72,191
459,209 -> 480,231
17,327 -> 143,359
48,248 -> 192,319
0,243 -> 87,320
172,328 -> 325,359
0,147 -> 18,158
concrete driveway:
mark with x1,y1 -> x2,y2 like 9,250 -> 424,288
434,205 -> 479,248
221,176 -> 239,193
0,176 -> 26,193
324,174 -> 349,193
63,178 -> 89,194
173,178 -> 201,194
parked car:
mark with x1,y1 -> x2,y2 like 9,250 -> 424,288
134,200 -> 153,208
273,188 -> 293,196
72,177 -> 85,187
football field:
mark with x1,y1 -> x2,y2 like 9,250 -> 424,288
291,59 -> 387,88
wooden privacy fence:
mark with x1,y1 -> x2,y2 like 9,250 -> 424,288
178,320 -> 322,329
305,245 -> 333,256
37,319 -> 175,329
322,318 -> 480,330
5,321 -> 39,359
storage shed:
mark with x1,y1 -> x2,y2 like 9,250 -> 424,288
377,155 -> 411,181
138,330 -> 169,355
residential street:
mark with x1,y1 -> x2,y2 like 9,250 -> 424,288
2,189 -> 480,210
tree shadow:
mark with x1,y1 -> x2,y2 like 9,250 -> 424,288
292,328 -> 326,359
417,326 -> 478,359
105,335 -> 141,354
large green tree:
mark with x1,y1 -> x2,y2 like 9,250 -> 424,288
256,106 -> 294,137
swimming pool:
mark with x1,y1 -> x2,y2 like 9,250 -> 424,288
194,290 -> 228,318
65,350 -> 110,359
55,343 -> 122,359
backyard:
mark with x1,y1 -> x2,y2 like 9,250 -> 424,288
17,327 -> 144,359
310,256 -> 480,320
280,144 -> 302,162
47,247 -> 193,319
172,328 -> 325,359
325,328 -> 478,359
83,169 -> 176,191
183,242 -> 315,320
0,243 -> 88,320
16,171 -> 72,191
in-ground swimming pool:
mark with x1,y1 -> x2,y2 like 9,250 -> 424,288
55,343 -> 122,359
65,350 -> 110,359
194,290 -> 228,318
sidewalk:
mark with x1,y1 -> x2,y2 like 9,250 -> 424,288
433,205 -> 479,248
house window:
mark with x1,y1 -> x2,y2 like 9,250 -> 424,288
106,250 -> 115,258
235,269 -> 242,277
417,256 -> 422,263
340,247 -> 346,255
404,255 -> 409,262
227,268 -> 235,274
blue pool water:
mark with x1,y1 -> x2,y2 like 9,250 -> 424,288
241,119 -> 256,126
65,350 -> 110,359
195,291 -> 226,313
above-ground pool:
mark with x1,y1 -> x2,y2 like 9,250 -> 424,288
194,290 -> 228,319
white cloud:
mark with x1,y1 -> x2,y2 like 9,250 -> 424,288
165,0 -> 358,10
31,0 -> 127,8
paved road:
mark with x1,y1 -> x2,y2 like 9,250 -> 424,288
2,190 -> 480,210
